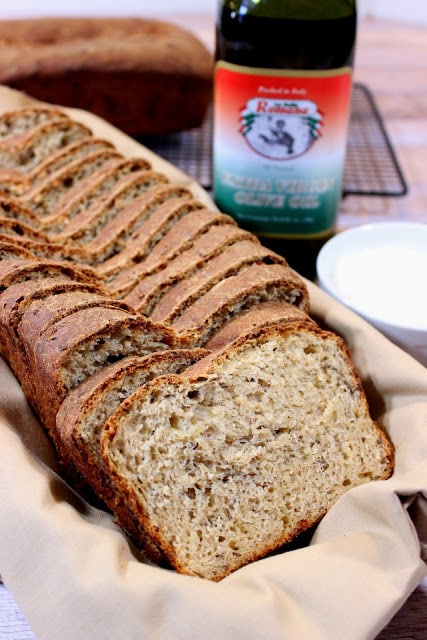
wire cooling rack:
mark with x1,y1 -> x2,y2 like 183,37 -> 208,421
139,83 -> 407,198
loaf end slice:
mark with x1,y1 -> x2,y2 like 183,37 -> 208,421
102,322 -> 394,581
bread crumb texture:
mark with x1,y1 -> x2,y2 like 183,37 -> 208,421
104,329 -> 393,580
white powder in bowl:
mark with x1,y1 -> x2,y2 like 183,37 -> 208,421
333,245 -> 427,329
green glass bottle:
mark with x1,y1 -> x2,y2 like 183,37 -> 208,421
213,0 -> 357,279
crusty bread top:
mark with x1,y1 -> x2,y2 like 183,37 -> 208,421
0,18 -> 213,79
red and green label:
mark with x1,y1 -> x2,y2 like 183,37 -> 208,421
213,61 -> 353,238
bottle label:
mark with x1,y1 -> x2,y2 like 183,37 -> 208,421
213,61 -> 353,238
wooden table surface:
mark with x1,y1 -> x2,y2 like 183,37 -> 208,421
1,14 -> 426,640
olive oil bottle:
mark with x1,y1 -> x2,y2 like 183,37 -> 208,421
213,0 -> 357,278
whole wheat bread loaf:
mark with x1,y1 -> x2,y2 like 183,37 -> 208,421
0,105 -> 395,583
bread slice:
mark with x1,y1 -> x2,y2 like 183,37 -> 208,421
27,137 -> 116,184
34,157 -> 151,231
0,196 -> 43,228
28,307 -> 178,432
20,150 -> 125,221
0,258 -> 98,294
82,186 -> 195,265
205,300 -> 315,351
55,349 -> 209,557
0,214 -> 93,264
18,290 -> 134,360
0,106 -> 71,142
0,240 -> 36,261
21,146 -> 122,200
98,209 -> 237,281
51,169 -> 169,245
169,263 -> 309,346
149,239 -> 288,323
101,321 -> 394,580
0,234 -> 92,265
120,225 -> 256,306
3,139 -> 117,199
0,277 -> 105,361
0,117 -> 91,174
85,196 -> 203,272
0,277 -> 106,402
0,215 -> 50,242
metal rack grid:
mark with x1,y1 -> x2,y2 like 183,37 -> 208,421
139,83 -> 407,198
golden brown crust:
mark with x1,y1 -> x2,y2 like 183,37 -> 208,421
0,17 -> 213,136
170,262 -> 310,346
149,239 -> 288,324
29,308 -> 178,432
205,300 -> 315,351
120,226 -> 257,308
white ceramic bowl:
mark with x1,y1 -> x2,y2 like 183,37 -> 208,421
316,222 -> 427,366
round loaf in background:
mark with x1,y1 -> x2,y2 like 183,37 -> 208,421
0,17 -> 213,136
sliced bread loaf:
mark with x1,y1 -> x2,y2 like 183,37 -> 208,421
101,321 -> 394,580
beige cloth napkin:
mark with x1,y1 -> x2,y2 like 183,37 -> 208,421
0,86 -> 426,640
